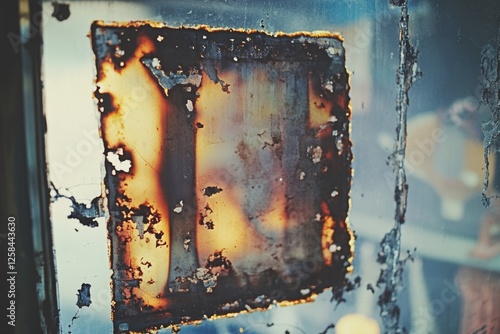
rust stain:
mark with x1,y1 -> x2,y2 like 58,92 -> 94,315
91,20 -> 343,40
91,22 -> 353,332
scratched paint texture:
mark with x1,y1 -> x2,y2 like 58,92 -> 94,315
91,22 -> 353,331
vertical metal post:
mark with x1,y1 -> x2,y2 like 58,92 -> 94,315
19,0 -> 59,332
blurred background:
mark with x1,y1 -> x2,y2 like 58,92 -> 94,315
2,0 -> 500,333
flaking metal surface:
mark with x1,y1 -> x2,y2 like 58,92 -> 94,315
377,1 -> 420,333
91,22 -> 353,332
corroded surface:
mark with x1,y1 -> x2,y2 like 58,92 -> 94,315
480,28 -> 500,206
377,1 -> 420,333
91,22 -> 353,332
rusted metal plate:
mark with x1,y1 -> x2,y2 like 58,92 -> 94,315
91,22 -> 353,332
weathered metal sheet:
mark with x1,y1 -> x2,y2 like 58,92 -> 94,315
91,22 -> 353,332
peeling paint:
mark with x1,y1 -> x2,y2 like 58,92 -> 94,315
76,283 -> 92,308
202,186 -> 223,197
91,22 -> 353,332
481,28 -> 500,206
142,57 -> 203,93
51,2 -> 70,22
377,0 -> 420,333
50,182 -> 104,227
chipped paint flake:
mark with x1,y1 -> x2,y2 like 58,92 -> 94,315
76,283 -> 92,308
106,150 -> 132,172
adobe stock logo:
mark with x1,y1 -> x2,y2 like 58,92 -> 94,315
411,277 -> 462,334
7,3 -> 70,54
382,125 -> 448,191
50,85 -> 149,184
50,128 -> 103,184
405,127 -> 448,173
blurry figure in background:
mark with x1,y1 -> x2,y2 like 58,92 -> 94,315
457,265 -> 500,334
456,207 -> 500,334
456,161 -> 500,334
405,92 -> 500,332
374,1 -> 500,333
403,94 -> 499,333
405,96 -> 492,222
469,200 -> 500,260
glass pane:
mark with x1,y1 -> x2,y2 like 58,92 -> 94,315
40,1 -> 500,333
